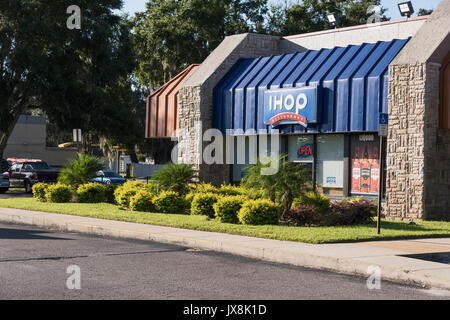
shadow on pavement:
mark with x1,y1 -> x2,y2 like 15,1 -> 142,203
0,227 -> 72,240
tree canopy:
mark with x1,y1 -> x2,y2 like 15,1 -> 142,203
133,0 -> 390,90
0,0 -> 139,158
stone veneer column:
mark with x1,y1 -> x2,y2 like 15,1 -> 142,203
386,63 -> 427,220
178,33 -> 281,185
385,0 -> 450,221
387,61 -> 450,221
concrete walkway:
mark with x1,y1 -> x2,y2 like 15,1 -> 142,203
0,207 -> 449,290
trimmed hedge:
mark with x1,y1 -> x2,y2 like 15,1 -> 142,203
153,191 -> 186,214
190,193 -> 219,217
238,199 -> 282,225
76,183 -> 106,203
213,195 -> 246,223
216,184 -> 247,196
32,183 -> 49,202
283,198 -> 376,227
114,181 -> 145,208
103,184 -> 117,204
129,191 -> 155,212
45,184 -> 73,203
291,192 -> 330,212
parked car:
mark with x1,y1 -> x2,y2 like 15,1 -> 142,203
0,172 -> 10,193
8,161 -> 58,193
91,170 -> 126,185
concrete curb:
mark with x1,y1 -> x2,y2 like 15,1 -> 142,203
0,208 -> 449,291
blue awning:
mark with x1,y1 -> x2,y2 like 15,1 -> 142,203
213,38 -> 409,134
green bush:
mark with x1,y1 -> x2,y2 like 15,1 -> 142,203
153,191 -> 186,214
103,184 -> 117,204
190,193 -> 219,217
213,195 -> 246,223
45,183 -> 73,203
184,191 -> 197,210
151,162 -> 197,195
58,154 -> 104,187
76,183 -> 106,203
216,184 -> 247,196
113,181 -> 147,208
238,199 -> 282,225
32,182 -> 49,202
291,192 -> 330,212
143,182 -> 159,194
281,205 -> 321,226
129,191 -> 155,212
192,183 -> 219,194
330,199 -> 376,225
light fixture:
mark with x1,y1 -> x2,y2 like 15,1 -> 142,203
327,12 -> 340,28
398,1 -> 414,18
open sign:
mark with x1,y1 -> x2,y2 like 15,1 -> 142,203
297,143 -> 313,158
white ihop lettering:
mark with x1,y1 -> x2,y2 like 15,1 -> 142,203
269,93 -> 308,114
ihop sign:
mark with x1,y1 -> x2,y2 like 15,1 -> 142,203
264,86 -> 320,127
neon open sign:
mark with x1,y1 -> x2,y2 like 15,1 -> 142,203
297,143 -> 313,158
264,86 -> 320,127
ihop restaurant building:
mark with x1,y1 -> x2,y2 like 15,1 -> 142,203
148,1 -> 450,221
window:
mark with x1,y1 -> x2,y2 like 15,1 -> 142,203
441,52 -> 450,129
350,135 -> 380,195
316,135 -> 344,188
287,135 -> 314,163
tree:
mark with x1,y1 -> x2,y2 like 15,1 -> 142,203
267,0 -> 390,36
133,0 -> 270,91
58,154 -> 104,187
241,154 -> 312,212
151,162 -> 198,195
417,8 -> 433,16
0,0 -> 137,158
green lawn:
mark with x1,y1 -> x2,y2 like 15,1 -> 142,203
0,198 -> 449,244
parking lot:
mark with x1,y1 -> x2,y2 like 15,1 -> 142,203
0,189 -> 32,199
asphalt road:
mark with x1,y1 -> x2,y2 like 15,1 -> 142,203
0,222 -> 449,300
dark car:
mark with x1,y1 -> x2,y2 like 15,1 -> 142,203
1,159 -> 11,173
9,161 -> 58,193
91,170 -> 126,185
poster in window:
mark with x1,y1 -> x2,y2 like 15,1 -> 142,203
351,135 -> 380,194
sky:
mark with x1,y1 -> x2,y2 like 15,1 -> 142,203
121,0 -> 442,20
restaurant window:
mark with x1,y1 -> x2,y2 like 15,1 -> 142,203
350,134 -> 380,195
440,52 -> 450,129
316,135 -> 344,188
287,135 -> 314,163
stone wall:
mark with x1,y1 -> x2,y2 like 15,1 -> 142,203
178,34 -> 280,185
386,63 -> 426,220
386,62 -> 450,221
423,63 -> 450,220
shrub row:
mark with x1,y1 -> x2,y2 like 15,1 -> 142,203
190,192 -> 282,225
283,198 -> 376,227
32,183 -> 73,203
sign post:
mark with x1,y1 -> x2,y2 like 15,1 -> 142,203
377,114 -> 388,234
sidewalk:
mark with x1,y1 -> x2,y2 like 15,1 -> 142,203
0,207 -> 449,290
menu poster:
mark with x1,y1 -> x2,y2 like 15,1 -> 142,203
351,135 -> 380,194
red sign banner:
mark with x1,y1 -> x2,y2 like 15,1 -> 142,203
269,112 -> 307,127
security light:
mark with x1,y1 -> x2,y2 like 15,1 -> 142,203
398,1 -> 414,18
326,12 -> 340,28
